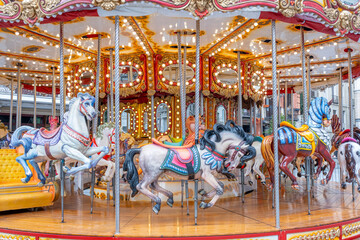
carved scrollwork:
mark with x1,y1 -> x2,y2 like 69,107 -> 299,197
39,0 -> 61,11
22,0 -> 40,22
0,2 -> 20,16
323,7 -> 339,22
276,0 -> 303,18
92,0 -> 122,11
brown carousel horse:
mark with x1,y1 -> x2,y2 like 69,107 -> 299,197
330,114 -> 360,154
262,97 -> 336,190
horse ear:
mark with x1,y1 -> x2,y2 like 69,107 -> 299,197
328,99 -> 333,106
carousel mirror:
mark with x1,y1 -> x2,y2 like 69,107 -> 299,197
251,71 -> 262,91
114,65 -> 139,83
186,103 -> 195,118
216,68 -> 238,85
163,65 -> 194,82
216,105 -> 226,124
121,109 -> 135,133
80,71 -> 94,89
143,110 -> 149,132
156,103 -> 168,133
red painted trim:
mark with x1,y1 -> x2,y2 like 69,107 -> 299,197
3,216 -> 360,239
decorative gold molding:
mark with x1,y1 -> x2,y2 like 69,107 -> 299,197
342,220 -> 360,239
92,0 -> 123,11
287,227 -> 340,240
276,0 -> 303,18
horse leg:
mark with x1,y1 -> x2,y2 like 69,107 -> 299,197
149,180 -> 174,207
253,157 -> 266,185
16,150 -> 37,183
338,149 -> 347,189
279,154 -> 298,189
313,154 -> 323,180
319,148 -> 336,185
29,160 -> 46,186
295,157 -> 303,177
137,173 -> 162,214
199,180 -> 224,199
199,171 -> 224,209
244,160 -> 254,186
62,145 -> 97,175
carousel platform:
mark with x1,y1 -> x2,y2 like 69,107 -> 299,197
1,181 -> 360,240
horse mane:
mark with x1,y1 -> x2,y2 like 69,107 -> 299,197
68,97 -> 78,111
96,122 -> 116,139
200,120 -> 254,151
331,114 -> 341,135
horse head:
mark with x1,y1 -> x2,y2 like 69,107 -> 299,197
201,120 -> 256,171
308,97 -> 332,128
77,92 -> 97,121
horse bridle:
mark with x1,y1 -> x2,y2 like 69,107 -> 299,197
80,99 -> 93,118
225,141 -> 247,167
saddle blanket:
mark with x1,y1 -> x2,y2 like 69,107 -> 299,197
160,146 -> 200,176
33,127 -> 63,146
296,131 -> 318,152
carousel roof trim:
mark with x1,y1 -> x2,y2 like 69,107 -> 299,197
0,0 -> 360,40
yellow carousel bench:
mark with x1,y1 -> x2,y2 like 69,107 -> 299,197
0,149 -> 58,211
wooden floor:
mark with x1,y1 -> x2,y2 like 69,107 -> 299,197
1,180 -> 360,238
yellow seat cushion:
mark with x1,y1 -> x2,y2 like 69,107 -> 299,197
0,149 -> 56,211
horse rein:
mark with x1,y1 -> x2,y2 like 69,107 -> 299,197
226,141 -> 247,167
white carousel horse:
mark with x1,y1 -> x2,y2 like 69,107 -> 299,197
54,122 -> 116,182
338,137 -> 360,191
124,120 -> 256,214
10,93 -> 109,185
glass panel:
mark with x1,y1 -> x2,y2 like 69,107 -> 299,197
121,109 -> 134,133
186,103 -> 195,118
216,68 -> 237,85
163,65 -> 194,82
216,105 -> 226,124
114,66 -> 139,83
80,71 -> 94,89
156,103 -> 168,133
143,111 -> 148,132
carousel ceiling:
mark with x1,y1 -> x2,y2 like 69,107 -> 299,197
0,12 -> 358,90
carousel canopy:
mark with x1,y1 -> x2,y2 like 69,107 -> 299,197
0,0 -> 358,100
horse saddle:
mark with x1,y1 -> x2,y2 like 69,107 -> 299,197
152,138 -> 193,149
33,124 -> 63,147
280,121 -> 314,143
281,121 -> 316,155
152,138 -> 193,164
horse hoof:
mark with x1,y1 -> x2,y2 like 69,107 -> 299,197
267,185 -> 273,191
248,181 -> 253,186
21,177 -> 29,183
321,179 -> 326,185
69,175 -> 75,181
261,181 -> 266,185
198,189 -> 207,196
255,174 -> 260,180
152,203 -> 161,214
342,183 -> 347,189
297,173 -> 302,177
167,198 -> 174,208
37,182 -> 44,187
63,166 -> 69,174
291,184 -> 299,190
199,201 -> 208,209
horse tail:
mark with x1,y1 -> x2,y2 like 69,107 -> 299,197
10,126 -> 33,154
124,148 -> 141,198
261,135 -> 274,172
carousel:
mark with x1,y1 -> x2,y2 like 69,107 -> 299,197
1,0 -> 360,239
